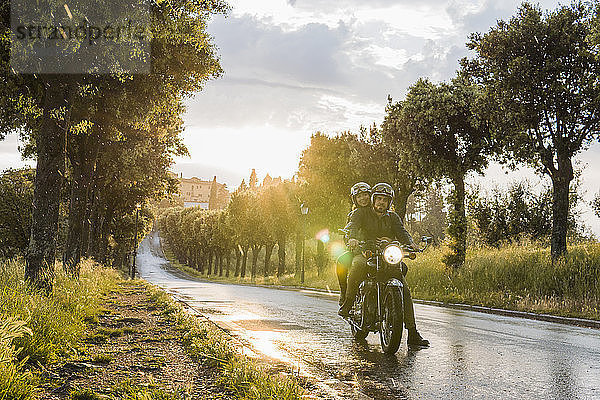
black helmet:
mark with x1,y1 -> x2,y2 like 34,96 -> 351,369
371,182 -> 394,209
350,182 -> 371,205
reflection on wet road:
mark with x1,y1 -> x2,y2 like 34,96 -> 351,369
138,233 -> 600,399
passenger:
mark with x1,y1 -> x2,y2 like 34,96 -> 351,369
336,182 -> 371,306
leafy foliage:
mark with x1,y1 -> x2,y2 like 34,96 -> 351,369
0,169 -> 34,258
464,2 -> 600,257
593,193 -> 600,219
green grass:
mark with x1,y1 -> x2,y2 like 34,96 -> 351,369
92,353 -> 113,364
406,243 -> 600,319
147,284 -> 304,400
163,240 -> 600,320
70,381 -> 178,400
0,258 -> 121,400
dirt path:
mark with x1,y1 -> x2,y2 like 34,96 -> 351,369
39,281 -> 230,399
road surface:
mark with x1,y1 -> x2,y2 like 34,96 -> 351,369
137,232 -> 600,399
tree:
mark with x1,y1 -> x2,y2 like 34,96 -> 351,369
351,124 -> 424,221
249,169 -> 258,190
593,193 -> 600,219
464,2 -> 600,258
228,189 -> 253,278
468,180 -> 581,247
297,132 -> 356,232
393,77 -> 492,269
405,183 -> 447,245
209,176 -> 219,210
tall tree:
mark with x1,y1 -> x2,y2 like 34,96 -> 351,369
249,169 -> 258,190
464,2 -> 600,258
297,132 -> 355,232
393,77 -> 492,269
355,123 -> 425,221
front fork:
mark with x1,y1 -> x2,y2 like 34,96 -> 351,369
376,258 -> 382,324
376,257 -> 403,326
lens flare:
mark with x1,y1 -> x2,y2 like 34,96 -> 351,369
329,240 -> 346,258
315,228 -> 330,243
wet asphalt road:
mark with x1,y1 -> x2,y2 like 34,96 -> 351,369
137,233 -> 600,399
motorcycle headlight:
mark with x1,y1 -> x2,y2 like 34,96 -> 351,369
383,244 -> 403,265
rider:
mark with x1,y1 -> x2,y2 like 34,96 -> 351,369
336,182 -> 371,306
338,182 -> 430,347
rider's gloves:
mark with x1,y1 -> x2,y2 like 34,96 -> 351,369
347,238 -> 359,249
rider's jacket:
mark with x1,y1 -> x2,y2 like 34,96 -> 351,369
344,207 -> 413,246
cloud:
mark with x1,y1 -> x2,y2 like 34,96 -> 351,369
187,10 -> 473,134
210,14 -> 349,85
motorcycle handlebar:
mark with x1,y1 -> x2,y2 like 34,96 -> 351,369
339,229 -> 432,253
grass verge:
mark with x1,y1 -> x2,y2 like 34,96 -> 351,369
0,258 -> 121,400
146,284 -> 305,400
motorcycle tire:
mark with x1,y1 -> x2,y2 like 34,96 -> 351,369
379,286 -> 403,354
351,291 -> 368,341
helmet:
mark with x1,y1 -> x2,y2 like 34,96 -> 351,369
371,182 -> 394,210
350,182 -> 371,205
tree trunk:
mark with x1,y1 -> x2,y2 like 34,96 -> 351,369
443,174 -> 467,270
550,157 -> 573,259
277,237 -> 286,277
86,180 -> 104,258
295,233 -> 302,276
98,202 -> 114,265
226,250 -> 231,277
395,187 -> 414,223
219,253 -> 224,276
63,129 -> 101,276
207,250 -> 213,275
250,244 -> 261,279
235,246 -> 241,277
199,252 -> 205,274
394,177 -> 416,222
26,79 -> 72,291
240,245 -> 248,278
264,243 -> 275,277
316,239 -> 326,277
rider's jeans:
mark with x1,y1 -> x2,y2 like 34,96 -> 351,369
336,251 -> 353,297
341,254 -> 417,330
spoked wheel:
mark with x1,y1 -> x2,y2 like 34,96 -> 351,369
350,291 -> 368,341
380,287 -> 404,354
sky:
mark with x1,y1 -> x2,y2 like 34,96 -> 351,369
1,0 -> 599,235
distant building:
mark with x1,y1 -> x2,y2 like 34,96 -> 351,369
170,173 -> 231,209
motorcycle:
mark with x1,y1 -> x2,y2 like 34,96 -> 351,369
339,231 -> 430,354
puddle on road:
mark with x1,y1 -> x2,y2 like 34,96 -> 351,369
234,319 -> 306,331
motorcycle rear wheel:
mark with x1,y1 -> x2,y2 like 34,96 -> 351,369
380,287 -> 403,354
350,291 -> 368,341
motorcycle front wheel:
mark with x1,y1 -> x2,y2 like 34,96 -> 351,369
379,286 -> 403,354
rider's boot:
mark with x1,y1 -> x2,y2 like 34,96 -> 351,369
338,304 -> 351,317
407,329 -> 430,347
